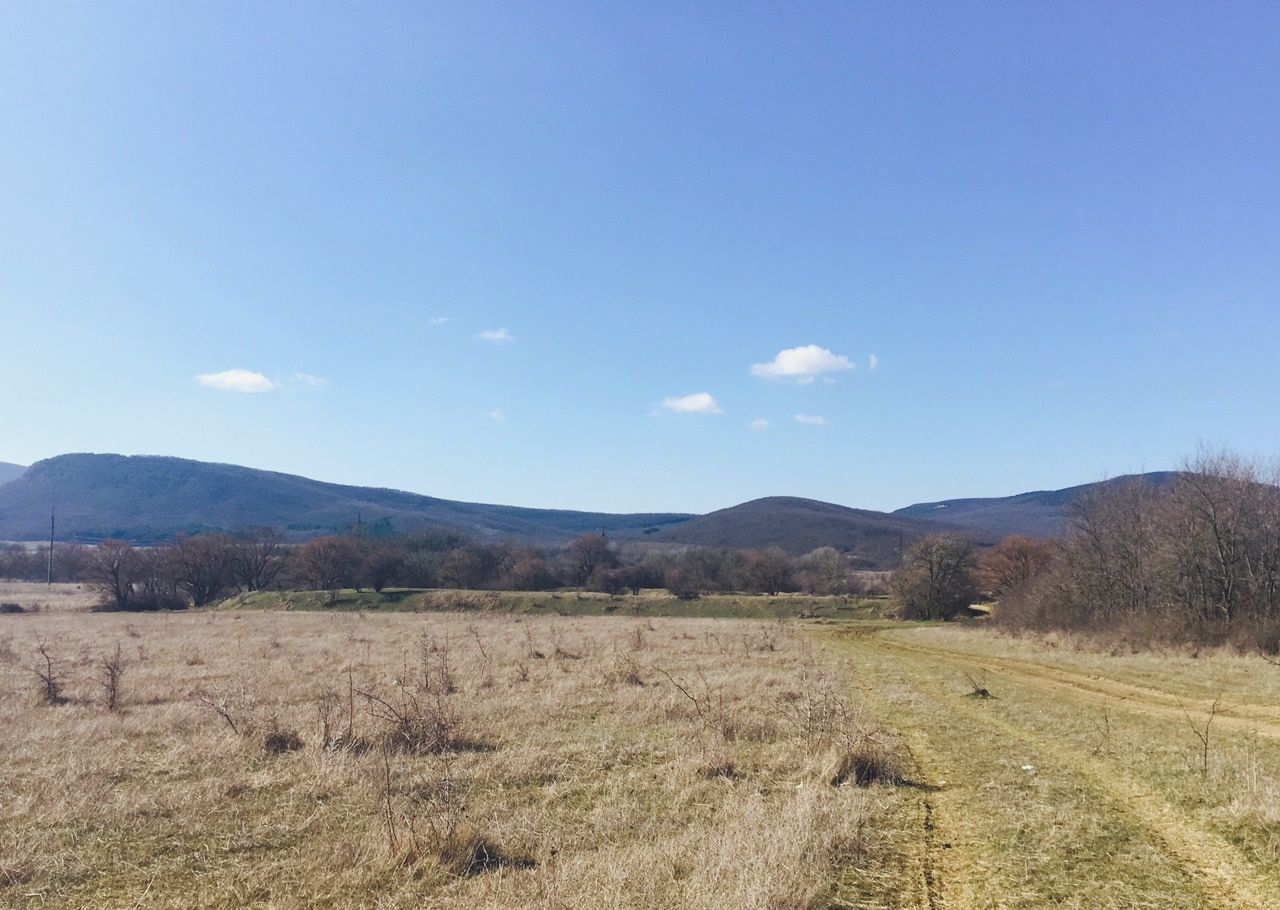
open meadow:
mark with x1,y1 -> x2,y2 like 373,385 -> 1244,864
3,602 -> 1280,908
0,608 -> 900,909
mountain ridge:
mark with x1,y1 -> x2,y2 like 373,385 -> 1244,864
0,454 -> 692,544
893,472 -> 1181,538
0,462 -> 26,486
0,453 -> 1178,565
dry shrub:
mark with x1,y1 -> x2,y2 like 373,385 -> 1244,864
27,640 -> 66,705
262,725 -> 304,754
824,734 -> 908,788
437,823 -> 535,876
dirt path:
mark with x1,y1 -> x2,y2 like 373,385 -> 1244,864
826,627 -> 1280,910
874,630 -> 1280,740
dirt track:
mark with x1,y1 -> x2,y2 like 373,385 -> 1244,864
828,626 -> 1280,910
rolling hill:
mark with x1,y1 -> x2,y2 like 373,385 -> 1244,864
894,472 -> 1179,538
0,462 -> 26,485
650,496 -> 981,567
0,454 -> 692,544
0,453 -> 1184,561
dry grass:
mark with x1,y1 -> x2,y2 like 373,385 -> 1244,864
0,582 -> 98,613
0,610 -> 889,908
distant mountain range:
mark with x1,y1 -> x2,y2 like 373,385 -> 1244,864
893,472 -> 1180,538
0,462 -> 26,486
0,454 -> 690,545
0,453 -> 1177,568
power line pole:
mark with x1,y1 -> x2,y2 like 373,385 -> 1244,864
47,505 -> 55,587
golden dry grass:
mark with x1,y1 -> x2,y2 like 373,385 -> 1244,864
0,611 -> 889,909
0,582 -> 98,613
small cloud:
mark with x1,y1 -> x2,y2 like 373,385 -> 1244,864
195,369 -> 278,393
751,344 -> 855,383
429,316 -> 449,325
486,408 -> 506,422
794,413 -> 827,427
291,372 -> 327,388
475,327 -> 514,343
662,392 -> 722,414
868,353 -> 878,371
749,418 -> 771,431
1049,380 -> 1068,391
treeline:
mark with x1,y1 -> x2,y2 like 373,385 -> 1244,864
0,542 -> 93,584
2,526 -> 888,611
993,451 -> 1280,650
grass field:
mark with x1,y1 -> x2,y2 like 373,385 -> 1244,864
4,602 -> 1279,908
821,623 -> 1280,909
0,582 -> 98,613
0,609 -> 897,909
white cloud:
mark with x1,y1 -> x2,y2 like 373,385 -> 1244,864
751,344 -> 855,383
1049,380 -> 1068,391
749,418 -> 771,431
794,413 -> 827,426
475,327 -> 514,342
291,372 -> 327,388
430,316 -> 449,325
195,369 -> 278,393
486,408 -> 506,422
868,353 -> 878,371
662,392 -> 722,414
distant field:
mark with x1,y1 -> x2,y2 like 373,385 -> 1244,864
0,582 -> 97,613
221,587 -> 888,620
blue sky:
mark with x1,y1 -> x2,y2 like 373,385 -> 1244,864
2,2 -> 1278,513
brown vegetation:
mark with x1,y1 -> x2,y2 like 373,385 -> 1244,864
0,610 -> 890,908
997,449 -> 1280,650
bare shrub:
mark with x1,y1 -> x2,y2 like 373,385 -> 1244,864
27,639 -> 66,705
99,642 -> 128,711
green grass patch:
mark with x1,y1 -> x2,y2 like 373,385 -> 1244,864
218,588 -> 889,620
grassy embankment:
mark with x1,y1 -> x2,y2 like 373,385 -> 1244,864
221,587 -> 886,620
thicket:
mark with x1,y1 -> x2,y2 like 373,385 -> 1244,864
39,526 -> 885,611
997,450 -> 1280,651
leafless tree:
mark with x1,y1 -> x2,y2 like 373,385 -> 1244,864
890,534 -> 979,621
229,527 -> 288,592
87,540 -> 144,610
170,535 -> 234,606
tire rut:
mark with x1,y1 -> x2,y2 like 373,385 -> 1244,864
872,633 -> 1280,741
859,631 -> 1280,910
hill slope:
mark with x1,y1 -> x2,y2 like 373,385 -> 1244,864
650,496 -> 978,568
894,472 -> 1180,538
0,462 -> 25,486
0,454 -> 692,544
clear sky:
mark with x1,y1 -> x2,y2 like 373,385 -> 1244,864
2,2 -> 1278,514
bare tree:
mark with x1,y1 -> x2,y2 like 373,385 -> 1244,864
87,540 -> 144,610
890,534 -> 979,621
568,533 -> 616,585
229,527 -> 288,592
743,548 -> 793,595
295,536 -> 359,593
170,535 -> 234,607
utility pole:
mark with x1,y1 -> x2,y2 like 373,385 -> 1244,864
47,505 -> 55,587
